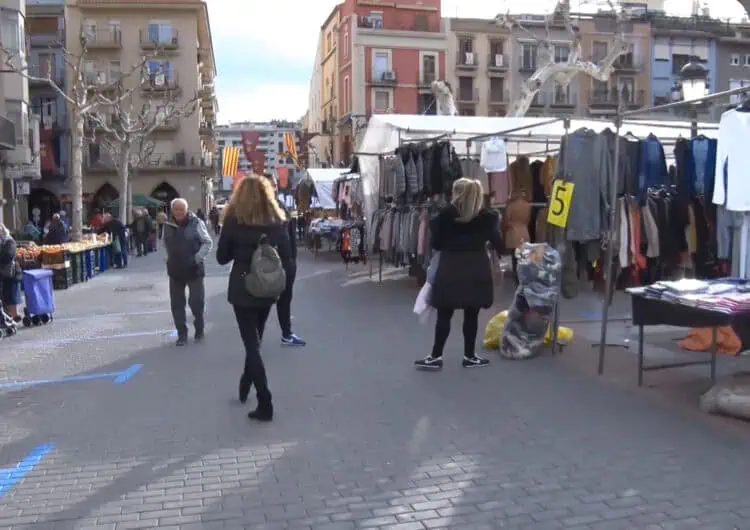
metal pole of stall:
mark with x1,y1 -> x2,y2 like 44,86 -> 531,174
550,117 -> 571,355
597,113 -> 623,375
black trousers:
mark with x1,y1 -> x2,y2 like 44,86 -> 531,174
169,277 -> 205,336
233,305 -> 272,403
431,307 -> 481,358
135,234 -> 148,256
276,265 -> 296,337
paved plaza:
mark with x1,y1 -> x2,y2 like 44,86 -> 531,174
1,248 -> 750,529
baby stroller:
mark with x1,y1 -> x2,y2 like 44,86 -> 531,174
0,299 -> 17,338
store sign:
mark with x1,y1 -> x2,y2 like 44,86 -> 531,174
15,181 -> 30,195
547,180 -> 575,228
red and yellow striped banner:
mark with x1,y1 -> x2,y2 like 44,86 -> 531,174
222,146 -> 241,177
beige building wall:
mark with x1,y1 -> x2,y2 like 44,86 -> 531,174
64,0 -> 216,213
320,6 -> 340,166
446,18 -> 512,117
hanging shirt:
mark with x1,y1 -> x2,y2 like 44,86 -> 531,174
480,137 -> 507,173
714,109 -> 750,212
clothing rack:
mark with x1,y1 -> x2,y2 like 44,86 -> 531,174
597,84 -> 750,377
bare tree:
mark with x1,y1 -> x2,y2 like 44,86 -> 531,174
1,34 -> 166,240
498,0 -> 630,117
88,84 -> 197,221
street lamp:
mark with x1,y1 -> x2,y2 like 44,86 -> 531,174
678,56 -> 709,138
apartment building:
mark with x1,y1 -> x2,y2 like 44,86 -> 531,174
306,34 -> 323,168
714,24 -> 750,108
65,0 -> 216,215
1,0 -> 39,230
215,122 -> 303,193
579,12 -> 651,118
26,0 -> 67,224
445,18 -> 511,117
320,5 -> 340,166
335,0 -> 447,165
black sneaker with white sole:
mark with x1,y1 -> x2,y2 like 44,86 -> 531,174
462,355 -> 490,368
414,356 -> 443,369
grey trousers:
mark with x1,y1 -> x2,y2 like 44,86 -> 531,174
169,277 -> 205,336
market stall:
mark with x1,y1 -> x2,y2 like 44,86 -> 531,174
296,168 -> 351,254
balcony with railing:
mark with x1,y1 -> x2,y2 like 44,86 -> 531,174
456,87 -> 479,103
0,115 -> 15,150
86,151 -> 215,172
519,57 -> 537,72
650,15 -> 734,37
419,71 -> 437,87
84,70 -> 121,91
83,27 -> 122,49
589,88 -> 646,108
550,90 -> 577,107
140,28 -> 179,50
456,50 -> 478,69
613,55 -> 644,72
487,53 -> 508,71
153,118 -> 179,132
29,29 -> 64,48
357,15 -> 439,32
489,89 -> 509,105
27,63 -> 64,86
371,70 -> 397,86
141,71 -> 180,93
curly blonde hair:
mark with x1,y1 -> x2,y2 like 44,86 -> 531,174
225,174 -> 286,226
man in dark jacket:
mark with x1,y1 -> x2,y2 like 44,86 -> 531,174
132,210 -> 153,257
164,198 -> 213,346
264,175 -> 305,346
97,213 -> 127,268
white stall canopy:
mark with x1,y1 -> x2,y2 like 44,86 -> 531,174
357,114 -> 719,221
300,168 -> 349,210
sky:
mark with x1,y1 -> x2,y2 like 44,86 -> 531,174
207,0 -> 748,124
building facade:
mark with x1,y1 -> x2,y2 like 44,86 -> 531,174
578,13 -> 651,118
445,18 -> 512,117
306,34 -> 323,168
715,25 -> 750,109
320,5 -> 340,167
1,0 -> 38,230
335,0 -> 447,166
64,0 -> 216,216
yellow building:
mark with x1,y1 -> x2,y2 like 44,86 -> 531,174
65,0 -> 217,215
320,5 -> 340,166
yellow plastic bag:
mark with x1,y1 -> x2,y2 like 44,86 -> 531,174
483,310 -> 574,350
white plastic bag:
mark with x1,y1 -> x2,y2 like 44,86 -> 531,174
413,282 -> 433,323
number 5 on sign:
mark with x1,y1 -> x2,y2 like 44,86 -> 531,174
547,180 -> 575,228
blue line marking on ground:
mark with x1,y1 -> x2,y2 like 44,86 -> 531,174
113,364 -> 143,384
0,364 -> 143,390
0,444 -> 54,497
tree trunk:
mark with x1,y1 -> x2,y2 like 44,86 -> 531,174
118,143 -> 131,222
70,111 -> 85,242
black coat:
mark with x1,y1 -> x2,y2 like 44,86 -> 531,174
216,215 -> 294,308
430,205 -> 504,310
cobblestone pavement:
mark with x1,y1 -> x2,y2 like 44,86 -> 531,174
1,247 -> 750,530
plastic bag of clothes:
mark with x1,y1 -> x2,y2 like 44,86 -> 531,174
484,310 -> 573,351
700,375 -> 750,421
500,243 -> 562,360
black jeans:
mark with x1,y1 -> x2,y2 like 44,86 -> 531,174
169,277 -> 205,336
135,234 -> 148,256
233,305 -> 272,403
431,307 -> 481,358
157,224 -> 164,239
276,265 -> 296,337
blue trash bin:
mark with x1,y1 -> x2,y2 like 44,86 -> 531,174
84,251 -> 94,280
99,247 -> 108,273
22,269 -> 56,317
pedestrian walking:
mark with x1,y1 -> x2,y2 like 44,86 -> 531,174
0,223 -> 22,321
415,178 -> 504,370
132,210 -> 152,256
97,213 -> 128,268
164,198 -> 213,346
156,208 -> 167,240
216,175 -> 294,422
264,175 -> 305,346
209,206 -> 220,236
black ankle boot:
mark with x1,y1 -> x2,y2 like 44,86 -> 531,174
248,401 -> 273,422
238,375 -> 251,404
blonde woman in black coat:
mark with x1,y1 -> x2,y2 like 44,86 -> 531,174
415,178 -> 504,370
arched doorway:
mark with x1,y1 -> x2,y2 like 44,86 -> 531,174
91,183 -> 119,217
151,182 -> 179,213
27,188 -> 60,226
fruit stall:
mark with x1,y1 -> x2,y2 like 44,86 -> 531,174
16,235 -> 113,290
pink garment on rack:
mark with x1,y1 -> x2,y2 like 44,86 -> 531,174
488,171 -> 510,206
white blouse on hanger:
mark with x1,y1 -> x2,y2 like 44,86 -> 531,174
713,109 -> 750,212
480,137 -> 508,173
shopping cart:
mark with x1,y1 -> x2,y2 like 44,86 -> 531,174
22,269 -> 56,327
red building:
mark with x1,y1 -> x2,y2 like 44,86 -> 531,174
336,0 -> 446,164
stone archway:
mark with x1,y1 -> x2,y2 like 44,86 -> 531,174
91,183 -> 119,215
27,188 -> 60,226
151,181 -> 179,212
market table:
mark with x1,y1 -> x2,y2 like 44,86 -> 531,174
630,293 -> 750,386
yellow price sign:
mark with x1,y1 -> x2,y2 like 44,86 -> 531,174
547,180 -> 575,228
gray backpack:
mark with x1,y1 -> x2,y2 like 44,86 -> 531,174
244,234 -> 286,299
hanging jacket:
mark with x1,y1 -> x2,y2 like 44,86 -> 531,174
674,136 -> 717,200
637,134 -> 668,200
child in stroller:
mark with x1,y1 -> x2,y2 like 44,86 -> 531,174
0,298 -> 17,338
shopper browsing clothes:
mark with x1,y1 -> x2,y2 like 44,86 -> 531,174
216,175 -> 294,422
164,198 -> 213,346
0,223 -> 22,321
415,178 -> 504,370
97,213 -> 128,268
